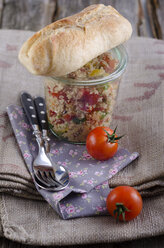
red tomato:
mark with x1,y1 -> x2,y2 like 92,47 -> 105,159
86,126 -> 121,161
54,119 -> 64,125
79,90 -> 100,112
106,186 -> 143,221
49,110 -> 57,117
63,114 -> 73,121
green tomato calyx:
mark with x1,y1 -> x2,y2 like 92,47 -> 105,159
103,126 -> 124,143
113,203 -> 130,221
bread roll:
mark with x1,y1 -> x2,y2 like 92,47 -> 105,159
18,4 -> 132,77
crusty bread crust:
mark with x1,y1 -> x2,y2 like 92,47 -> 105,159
18,4 -> 132,77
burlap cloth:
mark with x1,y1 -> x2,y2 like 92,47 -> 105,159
0,30 -> 163,245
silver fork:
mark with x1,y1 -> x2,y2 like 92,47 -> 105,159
21,92 -> 69,191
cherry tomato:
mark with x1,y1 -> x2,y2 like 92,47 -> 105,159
86,126 -> 122,161
106,186 -> 143,221
49,110 -> 57,117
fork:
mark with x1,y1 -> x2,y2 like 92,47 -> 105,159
21,92 -> 69,191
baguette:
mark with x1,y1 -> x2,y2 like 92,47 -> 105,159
18,4 -> 132,77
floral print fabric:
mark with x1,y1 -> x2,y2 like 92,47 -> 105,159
7,105 -> 139,219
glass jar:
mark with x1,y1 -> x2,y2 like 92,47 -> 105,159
44,45 -> 128,144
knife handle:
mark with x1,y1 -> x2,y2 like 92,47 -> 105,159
21,92 -> 38,126
34,96 -> 48,131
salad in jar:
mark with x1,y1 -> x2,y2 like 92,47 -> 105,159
45,49 -> 122,143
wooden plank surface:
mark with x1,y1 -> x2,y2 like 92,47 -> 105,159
147,0 -> 163,39
155,0 -> 164,38
55,0 -> 138,36
0,0 -> 164,247
1,0 -> 56,31
0,0 -> 163,39
0,0 -> 3,26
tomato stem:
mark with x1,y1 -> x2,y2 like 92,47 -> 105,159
103,127 -> 124,144
113,203 -> 130,221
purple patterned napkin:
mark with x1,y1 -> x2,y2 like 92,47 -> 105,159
7,105 -> 139,219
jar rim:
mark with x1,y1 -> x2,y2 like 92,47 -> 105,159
50,44 -> 128,86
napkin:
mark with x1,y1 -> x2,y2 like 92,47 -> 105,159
7,104 -> 139,219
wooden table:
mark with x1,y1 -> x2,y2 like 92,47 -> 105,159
0,0 -> 164,39
0,0 -> 164,247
